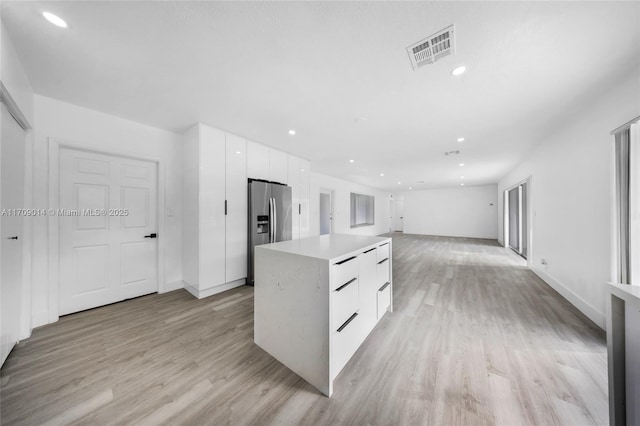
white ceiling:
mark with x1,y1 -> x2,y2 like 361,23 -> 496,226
2,1 -> 639,191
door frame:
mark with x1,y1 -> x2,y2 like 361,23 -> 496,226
503,175 -> 533,267
48,138 -> 166,323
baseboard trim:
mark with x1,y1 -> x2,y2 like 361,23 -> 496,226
32,310 -> 49,328
531,266 -> 605,329
161,280 -> 184,293
183,279 -> 246,299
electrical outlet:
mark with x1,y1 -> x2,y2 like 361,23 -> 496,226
540,258 -> 547,265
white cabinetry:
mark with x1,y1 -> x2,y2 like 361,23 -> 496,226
299,159 -> 311,238
269,149 -> 288,184
183,122 -> 311,297
225,134 -> 247,283
287,155 -> 300,240
199,125 -> 226,288
287,156 -> 311,240
247,140 -> 269,181
182,124 -> 247,298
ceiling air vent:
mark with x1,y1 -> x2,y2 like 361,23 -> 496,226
445,150 -> 460,156
407,25 -> 455,70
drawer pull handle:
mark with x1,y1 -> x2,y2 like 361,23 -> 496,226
337,312 -> 358,333
335,277 -> 357,292
377,258 -> 389,265
378,282 -> 391,292
363,247 -> 376,254
379,243 -> 389,248
335,256 -> 356,265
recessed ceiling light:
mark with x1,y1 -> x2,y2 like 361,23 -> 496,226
397,181 -> 401,185
459,163 -> 465,167
349,159 -> 355,163
460,176 -> 464,179
300,169 -> 305,172
43,12 -> 68,28
409,187 -> 413,190
235,151 -> 241,154
451,66 -> 466,76
288,129 -> 296,135
380,173 -> 384,177
457,137 -> 465,142
460,183 -> 465,186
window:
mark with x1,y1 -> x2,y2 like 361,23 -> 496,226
350,193 -> 375,228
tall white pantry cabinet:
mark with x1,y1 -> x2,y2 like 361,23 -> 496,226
182,123 -> 311,298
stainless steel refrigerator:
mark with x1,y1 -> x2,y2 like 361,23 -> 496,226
247,179 -> 292,285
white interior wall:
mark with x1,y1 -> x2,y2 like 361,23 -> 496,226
309,172 -> 390,237
31,95 -> 183,327
400,185 -> 499,239
497,66 -> 640,329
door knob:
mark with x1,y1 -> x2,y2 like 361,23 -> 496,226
144,233 -> 157,239
7,236 -> 18,240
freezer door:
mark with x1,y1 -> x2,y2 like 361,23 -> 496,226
273,184 -> 292,242
248,180 -> 271,285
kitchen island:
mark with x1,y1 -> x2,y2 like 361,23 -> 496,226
254,234 -> 392,396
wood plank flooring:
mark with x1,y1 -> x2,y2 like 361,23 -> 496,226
0,234 -> 608,425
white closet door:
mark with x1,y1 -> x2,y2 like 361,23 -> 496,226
58,148 -> 158,315
299,159 -> 311,238
225,133 -> 247,282
287,155 -> 300,240
1,104 -> 25,366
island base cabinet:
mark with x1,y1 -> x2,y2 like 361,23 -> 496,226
255,235 -> 392,397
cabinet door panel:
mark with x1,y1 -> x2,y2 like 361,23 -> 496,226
199,125 -> 226,288
287,155 -> 300,240
247,140 -> 269,180
269,149 -> 288,184
299,159 -> 310,238
226,133 -> 247,283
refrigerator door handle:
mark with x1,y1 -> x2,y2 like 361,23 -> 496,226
274,197 -> 277,242
268,198 -> 272,243
269,198 -> 275,243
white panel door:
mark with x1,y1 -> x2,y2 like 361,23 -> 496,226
246,140 -> 269,180
198,125 -> 226,289
269,149 -> 288,184
287,155 -> 300,240
299,159 -> 311,238
225,133 -> 247,282
1,104 -> 25,366
59,149 -> 158,315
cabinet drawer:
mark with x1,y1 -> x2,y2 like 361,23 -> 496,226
332,312 -> 361,377
377,282 -> 391,320
377,243 -> 390,263
332,256 -> 358,290
332,278 -> 359,331
377,258 -> 390,286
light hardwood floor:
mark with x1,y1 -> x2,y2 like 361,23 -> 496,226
0,234 -> 608,425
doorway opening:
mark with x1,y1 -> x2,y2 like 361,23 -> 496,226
504,179 -> 530,259
319,190 -> 333,235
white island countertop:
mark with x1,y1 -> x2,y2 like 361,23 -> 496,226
256,234 -> 390,262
